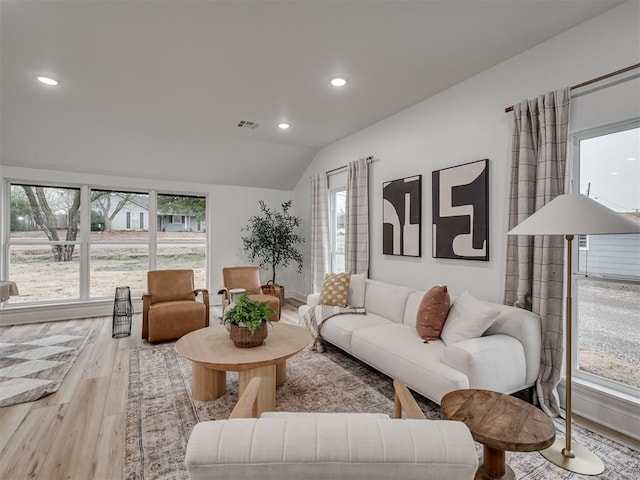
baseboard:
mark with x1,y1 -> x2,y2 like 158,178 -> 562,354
559,378 -> 640,442
0,299 -> 143,325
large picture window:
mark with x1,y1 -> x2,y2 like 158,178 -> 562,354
6,184 -> 208,304
573,122 -> 639,393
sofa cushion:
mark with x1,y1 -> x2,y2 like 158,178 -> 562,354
441,334 -> 527,392
364,280 -> 416,324
320,313 -> 392,354
440,291 -> 499,346
347,273 -> 367,307
351,324 -> 469,404
319,272 -> 351,306
416,286 -> 450,341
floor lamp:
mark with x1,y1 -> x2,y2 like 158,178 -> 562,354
507,193 -> 640,475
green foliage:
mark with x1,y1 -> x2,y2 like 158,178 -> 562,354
10,188 -> 32,231
157,195 -> 206,222
223,294 -> 275,335
241,200 -> 304,283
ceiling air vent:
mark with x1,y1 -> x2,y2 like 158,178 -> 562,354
237,120 -> 259,129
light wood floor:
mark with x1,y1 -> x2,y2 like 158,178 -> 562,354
0,302 -> 301,480
1,300 -> 637,479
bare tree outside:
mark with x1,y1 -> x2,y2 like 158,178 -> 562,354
20,186 -> 80,261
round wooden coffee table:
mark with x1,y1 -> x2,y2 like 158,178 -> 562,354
175,323 -> 311,415
441,389 -> 555,480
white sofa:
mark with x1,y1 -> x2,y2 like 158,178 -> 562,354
299,279 -> 541,405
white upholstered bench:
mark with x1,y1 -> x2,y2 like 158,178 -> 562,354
185,379 -> 478,480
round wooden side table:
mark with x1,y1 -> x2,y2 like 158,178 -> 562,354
441,389 -> 556,480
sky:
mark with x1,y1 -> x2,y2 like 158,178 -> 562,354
580,126 -> 640,213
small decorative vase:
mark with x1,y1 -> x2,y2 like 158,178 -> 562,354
229,321 -> 268,348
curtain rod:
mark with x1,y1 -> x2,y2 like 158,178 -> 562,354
326,155 -> 374,176
504,63 -> 640,113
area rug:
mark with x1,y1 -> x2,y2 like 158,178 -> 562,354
0,328 -> 92,407
125,342 -> 639,480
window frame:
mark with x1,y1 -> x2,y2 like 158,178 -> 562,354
570,118 -> 640,397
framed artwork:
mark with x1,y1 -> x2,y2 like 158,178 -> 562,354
383,175 -> 421,257
432,159 -> 489,261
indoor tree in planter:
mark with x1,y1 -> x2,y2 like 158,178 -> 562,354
241,200 -> 304,285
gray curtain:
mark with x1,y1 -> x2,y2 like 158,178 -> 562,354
310,173 -> 330,292
345,158 -> 369,274
504,88 -> 570,417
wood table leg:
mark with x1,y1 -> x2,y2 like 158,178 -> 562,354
475,445 -> 515,480
192,363 -> 226,401
276,360 -> 286,386
239,364 -> 276,415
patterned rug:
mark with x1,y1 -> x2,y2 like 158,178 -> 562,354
0,328 -> 91,407
125,342 -> 639,480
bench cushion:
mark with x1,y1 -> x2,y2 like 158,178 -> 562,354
186,417 -> 478,480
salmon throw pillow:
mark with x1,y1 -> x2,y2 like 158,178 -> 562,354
416,286 -> 451,341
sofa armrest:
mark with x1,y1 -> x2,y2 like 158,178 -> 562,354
484,306 -> 541,386
306,292 -> 321,306
442,335 -> 527,393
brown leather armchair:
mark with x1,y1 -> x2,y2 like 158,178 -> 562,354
142,269 -> 210,343
220,266 -> 280,321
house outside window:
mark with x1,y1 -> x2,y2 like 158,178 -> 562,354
573,122 -> 640,393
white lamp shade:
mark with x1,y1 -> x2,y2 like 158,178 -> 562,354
508,194 -> 640,236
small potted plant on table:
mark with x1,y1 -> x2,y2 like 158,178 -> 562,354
223,294 -> 275,348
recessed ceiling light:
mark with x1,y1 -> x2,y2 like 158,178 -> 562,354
35,75 -> 60,86
330,77 -> 348,87
610,172 -> 619,175
628,157 -> 637,161
278,122 -> 291,130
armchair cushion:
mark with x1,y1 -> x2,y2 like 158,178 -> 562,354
148,269 -> 196,303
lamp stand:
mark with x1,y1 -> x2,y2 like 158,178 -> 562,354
539,234 -> 604,475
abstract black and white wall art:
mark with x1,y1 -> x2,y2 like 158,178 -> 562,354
383,175 -> 421,257
432,159 -> 489,261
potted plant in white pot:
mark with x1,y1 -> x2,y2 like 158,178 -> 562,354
223,294 -> 275,348
241,200 -> 304,303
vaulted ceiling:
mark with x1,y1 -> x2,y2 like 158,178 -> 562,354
0,0 -> 625,190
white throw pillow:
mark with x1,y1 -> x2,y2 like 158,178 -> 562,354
440,290 -> 500,345
347,273 -> 367,308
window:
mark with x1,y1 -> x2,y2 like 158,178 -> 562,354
578,234 -> 589,251
573,122 -> 640,392
6,185 -> 208,304
90,190 -> 149,298
9,184 -> 82,303
330,188 -> 346,273
157,194 -> 207,287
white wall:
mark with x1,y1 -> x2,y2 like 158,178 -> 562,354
209,185 -> 297,293
292,0 -> 640,303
